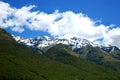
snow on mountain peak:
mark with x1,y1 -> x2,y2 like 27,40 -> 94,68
12,34 -> 120,52
13,34 -> 98,49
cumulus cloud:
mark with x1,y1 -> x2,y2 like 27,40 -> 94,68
105,28 -> 120,48
0,1 -> 120,48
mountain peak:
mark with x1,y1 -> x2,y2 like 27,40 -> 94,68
13,34 -> 98,50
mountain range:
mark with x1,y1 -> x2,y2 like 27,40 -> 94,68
13,34 -> 120,53
13,33 -> 120,68
0,28 -> 120,80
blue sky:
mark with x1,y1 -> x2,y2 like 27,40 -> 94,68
3,0 -> 120,25
0,0 -> 120,48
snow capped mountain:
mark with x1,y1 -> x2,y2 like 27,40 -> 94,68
13,35 -> 97,48
12,34 -> 120,53
13,35 -> 34,46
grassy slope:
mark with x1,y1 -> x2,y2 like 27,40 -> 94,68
0,28 -> 120,80
0,39 -> 85,80
45,44 -> 120,80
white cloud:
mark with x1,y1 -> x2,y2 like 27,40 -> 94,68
0,1 -> 120,48
0,1 -> 15,28
106,28 -> 120,48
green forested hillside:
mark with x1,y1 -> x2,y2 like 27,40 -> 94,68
0,28 -> 120,80
44,43 -> 120,80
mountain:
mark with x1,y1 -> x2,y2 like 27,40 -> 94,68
1,28 -> 120,80
0,28 -> 90,80
42,42 -> 120,79
13,34 -> 120,53
13,33 -> 120,69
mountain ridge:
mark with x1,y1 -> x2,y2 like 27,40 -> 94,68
13,34 -> 120,53
13,34 -> 120,69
